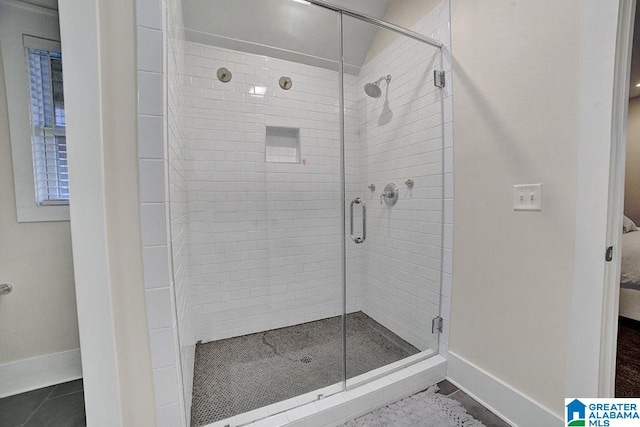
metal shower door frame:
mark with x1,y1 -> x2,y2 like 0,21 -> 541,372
335,7 -> 446,391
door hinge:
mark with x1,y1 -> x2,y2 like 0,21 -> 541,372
605,246 -> 614,262
434,70 -> 445,88
432,316 -> 443,334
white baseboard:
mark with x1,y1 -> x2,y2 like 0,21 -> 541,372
0,348 -> 83,398
447,351 -> 563,427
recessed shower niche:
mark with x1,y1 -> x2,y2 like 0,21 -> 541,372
265,126 -> 300,163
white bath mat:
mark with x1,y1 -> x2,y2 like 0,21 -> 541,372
341,385 -> 486,427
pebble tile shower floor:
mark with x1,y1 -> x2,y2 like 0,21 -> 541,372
190,311 -> 420,426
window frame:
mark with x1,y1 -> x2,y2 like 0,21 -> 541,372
0,3 -> 69,222
24,35 -> 69,208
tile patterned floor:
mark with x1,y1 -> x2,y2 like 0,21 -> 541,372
0,379 -> 85,427
436,380 -> 511,427
191,312 -> 420,426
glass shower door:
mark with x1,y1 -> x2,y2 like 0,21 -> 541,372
342,14 -> 444,386
168,1 -> 445,424
172,1 -> 347,425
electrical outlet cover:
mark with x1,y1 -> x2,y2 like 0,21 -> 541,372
513,184 -> 542,211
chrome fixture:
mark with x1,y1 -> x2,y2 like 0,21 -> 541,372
405,178 -> 414,188
380,183 -> 399,206
350,197 -> 366,244
217,67 -> 232,83
364,74 -> 392,98
279,76 -> 292,90
0,283 -> 13,295
305,0 -> 443,49
368,183 -> 376,191
432,316 -> 443,333
434,70 -> 446,88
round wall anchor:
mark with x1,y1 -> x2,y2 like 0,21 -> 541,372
279,76 -> 292,90
217,67 -> 232,83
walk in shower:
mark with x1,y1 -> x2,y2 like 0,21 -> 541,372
165,0 -> 446,425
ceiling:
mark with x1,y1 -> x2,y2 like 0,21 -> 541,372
630,5 -> 640,98
183,0 -> 390,73
18,0 -> 390,73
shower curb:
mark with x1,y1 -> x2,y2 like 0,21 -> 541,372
204,355 -> 446,427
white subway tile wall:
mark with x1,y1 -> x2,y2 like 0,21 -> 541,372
167,0 -> 195,422
180,2 -> 452,350
348,10 -> 446,352
182,41 -> 358,342
137,27 -> 164,73
149,327 -> 178,369
136,0 -> 452,424
138,71 -> 164,116
153,365 -> 180,406
138,115 -> 165,159
136,0 -> 190,424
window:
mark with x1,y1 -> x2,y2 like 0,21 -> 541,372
25,40 -> 68,205
0,1 -> 70,223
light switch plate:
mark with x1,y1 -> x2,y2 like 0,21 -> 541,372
513,184 -> 542,211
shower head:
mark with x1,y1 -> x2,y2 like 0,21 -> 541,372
364,82 -> 382,98
363,74 -> 392,98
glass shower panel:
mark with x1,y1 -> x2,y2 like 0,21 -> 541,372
170,1 -> 344,425
342,15 -> 444,385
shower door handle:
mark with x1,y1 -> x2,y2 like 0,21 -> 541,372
350,197 -> 366,244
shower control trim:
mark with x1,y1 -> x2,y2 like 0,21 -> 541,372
380,183 -> 399,206
350,197 -> 366,244
279,76 -> 292,90
217,67 -> 232,83
0,283 -> 13,295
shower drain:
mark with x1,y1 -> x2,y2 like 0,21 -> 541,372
300,355 -> 313,364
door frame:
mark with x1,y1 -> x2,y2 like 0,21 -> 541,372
599,0 -> 636,397
566,0 -> 635,398
58,0 -> 157,425
57,0 -> 124,424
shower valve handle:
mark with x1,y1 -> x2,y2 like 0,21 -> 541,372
380,190 -> 392,205
380,183 -> 399,206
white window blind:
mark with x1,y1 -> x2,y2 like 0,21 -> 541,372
25,43 -> 68,205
